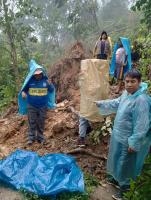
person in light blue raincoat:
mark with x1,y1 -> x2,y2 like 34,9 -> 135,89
18,60 -> 56,145
95,69 -> 151,199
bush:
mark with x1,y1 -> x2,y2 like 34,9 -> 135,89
124,155 -> 151,200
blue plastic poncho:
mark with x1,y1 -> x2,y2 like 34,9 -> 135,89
18,60 -> 56,115
97,83 -> 151,186
110,37 -> 132,77
0,150 -> 84,196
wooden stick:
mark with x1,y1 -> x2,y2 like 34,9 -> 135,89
119,64 -> 124,80
65,148 -> 107,160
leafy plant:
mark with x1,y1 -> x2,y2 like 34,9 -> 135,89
131,0 -> 151,30
135,29 -> 151,94
124,155 -> 151,200
89,117 -> 113,144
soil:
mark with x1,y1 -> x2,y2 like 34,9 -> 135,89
0,184 -> 117,200
90,184 -> 118,200
0,186 -> 23,200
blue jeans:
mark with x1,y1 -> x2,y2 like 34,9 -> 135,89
79,116 -> 91,138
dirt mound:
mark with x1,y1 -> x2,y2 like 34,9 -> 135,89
48,42 -> 85,109
0,100 -> 108,180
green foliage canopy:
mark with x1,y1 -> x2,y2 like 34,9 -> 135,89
131,0 -> 151,30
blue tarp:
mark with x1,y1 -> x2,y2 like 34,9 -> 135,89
0,150 -> 84,196
18,59 -> 56,115
110,37 -> 132,76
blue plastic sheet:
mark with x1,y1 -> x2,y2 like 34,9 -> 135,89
0,150 -> 84,196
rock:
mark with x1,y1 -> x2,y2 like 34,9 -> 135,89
90,184 -> 118,200
0,145 -> 10,159
52,121 -> 64,133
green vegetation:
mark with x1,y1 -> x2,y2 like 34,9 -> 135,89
131,0 -> 151,30
89,117 -> 112,144
124,155 -> 151,200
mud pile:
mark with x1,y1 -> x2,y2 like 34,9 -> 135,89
48,42 -> 85,108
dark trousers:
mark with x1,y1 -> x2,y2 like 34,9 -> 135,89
27,104 -> 47,142
114,63 -> 123,80
97,54 -> 107,60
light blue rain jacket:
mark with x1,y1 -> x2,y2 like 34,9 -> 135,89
110,37 -> 132,77
18,59 -> 56,115
97,83 -> 151,186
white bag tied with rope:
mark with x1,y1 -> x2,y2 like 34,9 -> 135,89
79,59 -> 109,122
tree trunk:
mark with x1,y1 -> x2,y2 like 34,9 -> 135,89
3,0 -> 19,89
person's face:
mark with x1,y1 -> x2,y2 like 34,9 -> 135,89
102,33 -> 107,40
125,76 -> 140,94
34,73 -> 43,80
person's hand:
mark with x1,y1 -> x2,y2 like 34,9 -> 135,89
94,101 -> 102,107
22,91 -> 27,99
128,147 -> 136,153
20,115 -> 28,121
48,79 -> 52,84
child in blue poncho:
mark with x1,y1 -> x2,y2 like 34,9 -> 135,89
21,68 -> 55,145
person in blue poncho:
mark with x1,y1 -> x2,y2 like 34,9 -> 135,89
18,60 -> 56,145
114,39 -> 128,80
95,69 -> 151,200
110,37 -> 131,94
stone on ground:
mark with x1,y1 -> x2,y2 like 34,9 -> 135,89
90,184 -> 118,200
